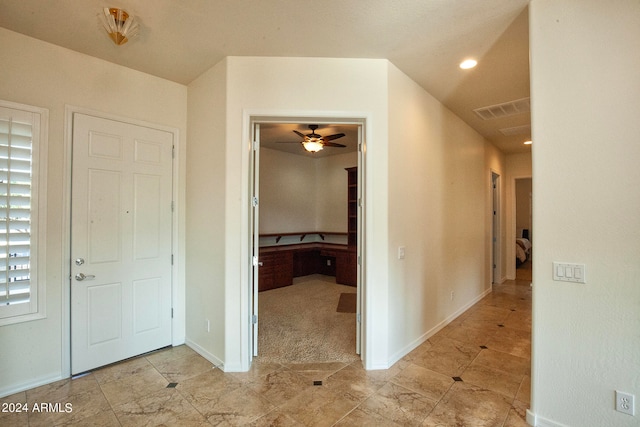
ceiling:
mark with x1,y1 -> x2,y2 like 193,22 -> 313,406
0,0 -> 531,155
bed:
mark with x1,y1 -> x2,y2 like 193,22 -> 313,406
516,235 -> 532,264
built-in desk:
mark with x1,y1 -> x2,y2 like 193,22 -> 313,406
258,243 -> 356,291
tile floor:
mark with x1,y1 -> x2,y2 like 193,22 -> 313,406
1,277 -> 531,426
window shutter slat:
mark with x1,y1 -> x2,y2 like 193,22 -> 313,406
0,208 -> 30,219
0,170 -> 31,182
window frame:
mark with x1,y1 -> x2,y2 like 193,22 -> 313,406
0,99 -> 48,326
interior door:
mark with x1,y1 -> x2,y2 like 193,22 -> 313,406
71,113 -> 173,374
251,123 -> 260,357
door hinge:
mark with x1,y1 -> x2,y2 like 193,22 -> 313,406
252,314 -> 258,324
172,145 -> 175,158
171,254 -> 174,265
252,196 -> 259,207
171,308 -> 174,318
357,255 -> 361,265
356,313 -> 361,323
358,198 -> 362,207
171,201 -> 175,212
252,140 -> 259,151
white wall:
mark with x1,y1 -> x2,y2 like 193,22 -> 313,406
315,152 -> 358,233
529,1 -> 640,426
185,60 -> 227,366
259,148 -> 318,233
386,63 -> 498,362
258,148 -> 357,246
0,28 -> 187,397
224,57 -> 390,370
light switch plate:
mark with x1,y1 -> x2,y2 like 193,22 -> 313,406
553,262 -> 586,283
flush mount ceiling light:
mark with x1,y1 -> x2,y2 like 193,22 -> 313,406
99,8 -> 139,46
459,59 -> 478,69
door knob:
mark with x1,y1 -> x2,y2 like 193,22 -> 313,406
75,258 -> 85,266
75,273 -> 95,281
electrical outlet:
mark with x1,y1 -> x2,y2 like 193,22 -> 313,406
616,391 -> 635,416
450,291 -> 454,301
327,259 -> 331,266
206,319 -> 210,333
398,246 -> 405,260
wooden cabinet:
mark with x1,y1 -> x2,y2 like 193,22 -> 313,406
336,248 -> 357,287
293,248 -> 321,277
258,244 -> 355,289
258,250 -> 293,291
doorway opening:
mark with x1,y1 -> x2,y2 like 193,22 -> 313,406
248,117 -> 365,365
515,177 -> 532,282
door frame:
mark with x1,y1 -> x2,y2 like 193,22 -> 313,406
246,112 -> 367,367
491,171 -> 502,285
61,106 -> 184,378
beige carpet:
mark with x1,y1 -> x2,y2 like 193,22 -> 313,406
257,274 -> 360,364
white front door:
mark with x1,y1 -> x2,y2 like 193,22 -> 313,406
71,113 -> 173,374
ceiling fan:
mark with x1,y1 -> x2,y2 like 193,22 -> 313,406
286,125 -> 346,153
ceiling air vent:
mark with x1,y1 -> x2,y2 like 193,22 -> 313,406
473,98 -> 530,120
499,124 -> 531,136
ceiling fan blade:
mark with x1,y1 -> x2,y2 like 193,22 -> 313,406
293,130 -> 307,139
322,142 -> 346,148
323,133 -> 346,141
275,141 -> 302,144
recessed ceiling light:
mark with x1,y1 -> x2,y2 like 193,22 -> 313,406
459,59 -> 477,69
524,140 -> 532,145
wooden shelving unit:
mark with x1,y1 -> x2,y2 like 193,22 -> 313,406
346,167 -> 357,247
259,231 -> 347,244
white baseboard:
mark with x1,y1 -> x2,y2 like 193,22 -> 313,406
387,286 -> 493,367
0,373 -> 64,399
185,339 -> 225,371
526,410 -> 569,427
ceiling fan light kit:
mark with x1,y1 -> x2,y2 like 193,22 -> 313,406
99,7 -> 139,46
303,141 -> 324,153
291,125 -> 346,153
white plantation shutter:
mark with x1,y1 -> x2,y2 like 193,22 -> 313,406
0,101 -> 47,323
